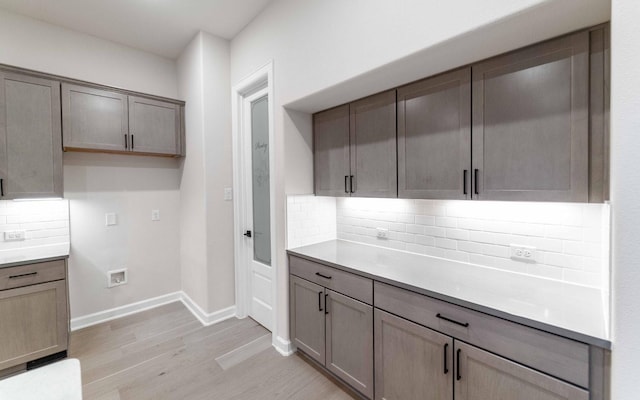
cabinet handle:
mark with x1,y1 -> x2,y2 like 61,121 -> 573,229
456,349 -> 462,381
318,291 -> 323,312
324,293 -> 329,315
443,343 -> 449,374
349,175 -> 355,193
0,178 -> 3,197
315,272 -> 332,280
131,134 -> 135,149
124,134 -> 128,149
436,313 -> 469,328
344,176 -> 349,194
463,170 -> 468,195
474,169 -> 479,195
9,272 -> 38,279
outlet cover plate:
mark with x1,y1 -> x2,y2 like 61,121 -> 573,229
510,244 -> 537,263
376,228 -> 389,240
4,230 -> 26,241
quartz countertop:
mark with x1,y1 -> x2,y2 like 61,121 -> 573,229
288,240 -> 610,348
0,243 -> 70,268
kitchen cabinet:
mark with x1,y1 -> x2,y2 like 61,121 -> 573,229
397,68 -> 471,199
0,259 -> 68,372
0,71 -> 63,199
471,30 -> 590,202
128,95 -> 181,155
62,83 -> 129,152
454,341 -> 588,400
62,83 -> 183,157
374,309 -> 452,400
314,90 -> 396,198
289,257 -> 374,398
314,105 -> 350,196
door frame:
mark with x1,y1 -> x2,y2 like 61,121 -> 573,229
231,61 -> 277,336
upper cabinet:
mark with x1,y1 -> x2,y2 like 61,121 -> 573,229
128,96 -> 181,155
472,31 -> 590,202
398,68 -> 471,199
313,25 -> 608,203
62,84 -> 129,152
62,83 -> 184,157
0,72 -> 63,199
314,90 -> 397,198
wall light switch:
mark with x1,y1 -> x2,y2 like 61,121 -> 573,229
105,213 -> 117,226
151,210 -> 160,221
224,187 -> 233,201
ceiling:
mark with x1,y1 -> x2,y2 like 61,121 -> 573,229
0,0 -> 274,59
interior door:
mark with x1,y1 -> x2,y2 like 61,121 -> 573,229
243,90 -> 273,331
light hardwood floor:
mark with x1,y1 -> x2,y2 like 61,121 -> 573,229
70,302 -> 356,400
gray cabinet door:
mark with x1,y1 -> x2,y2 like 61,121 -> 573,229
350,90 -> 397,198
0,279 -> 68,371
290,275 -> 325,364
398,68 -> 471,199
128,95 -> 181,155
314,104 -> 350,196
374,309 -> 452,400
325,290 -> 373,399
0,72 -> 62,199
61,83 -> 128,152
472,31 -> 589,202
454,341 -> 588,400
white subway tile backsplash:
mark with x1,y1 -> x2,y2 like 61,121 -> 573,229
0,199 -> 70,254
287,196 -> 610,289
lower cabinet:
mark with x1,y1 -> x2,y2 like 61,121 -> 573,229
0,259 -> 69,373
290,274 -> 374,398
455,341 -> 588,400
374,309 -> 452,400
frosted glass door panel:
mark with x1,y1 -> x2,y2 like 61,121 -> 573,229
251,96 -> 271,266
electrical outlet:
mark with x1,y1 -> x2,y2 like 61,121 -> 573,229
108,268 -> 127,288
4,230 -> 26,241
151,209 -> 160,221
376,228 -> 389,239
510,244 -> 537,263
105,213 -> 117,226
224,187 -> 233,201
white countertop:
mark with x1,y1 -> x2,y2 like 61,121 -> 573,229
0,359 -> 82,400
0,243 -> 70,267
288,240 -> 610,348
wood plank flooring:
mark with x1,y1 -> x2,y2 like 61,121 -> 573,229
70,302 -> 356,400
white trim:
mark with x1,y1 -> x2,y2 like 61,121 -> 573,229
70,291 -> 182,331
272,336 -> 295,356
180,292 -> 237,326
232,61 -> 278,338
70,292 -> 236,331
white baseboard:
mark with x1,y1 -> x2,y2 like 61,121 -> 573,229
273,335 -> 295,356
70,292 -> 182,331
180,292 -> 237,326
70,291 -> 236,331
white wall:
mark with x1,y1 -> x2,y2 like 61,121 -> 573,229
0,8 -> 177,99
231,0 -> 611,344
0,9 -> 182,319
177,32 -> 235,314
64,153 -> 181,318
610,0 -> 640,398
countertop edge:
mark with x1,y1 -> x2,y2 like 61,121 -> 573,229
287,248 -> 612,350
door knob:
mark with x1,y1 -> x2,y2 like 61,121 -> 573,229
244,230 -> 252,238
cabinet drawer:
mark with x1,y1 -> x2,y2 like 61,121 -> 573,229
0,260 -> 66,291
289,256 -> 372,304
374,282 -> 589,388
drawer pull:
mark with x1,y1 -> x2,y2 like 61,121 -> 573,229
315,272 -> 332,280
443,343 -> 449,374
436,313 -> 469,328
456,349 -> 462,381
9,272 -> 38,279
318,291 -> 323,312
